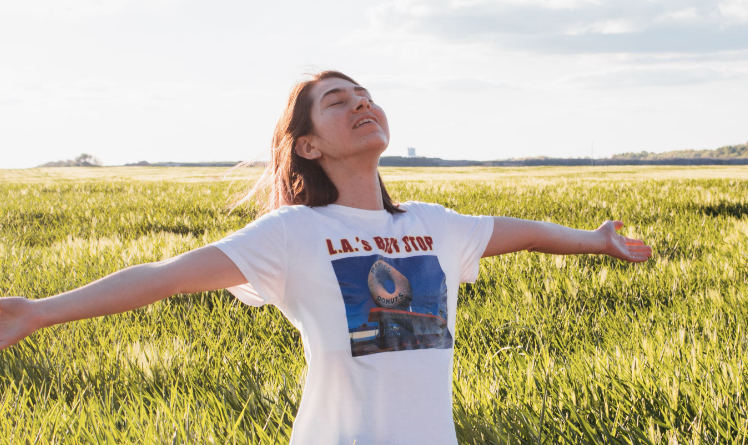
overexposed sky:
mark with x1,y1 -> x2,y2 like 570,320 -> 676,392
1,0 -> 747,168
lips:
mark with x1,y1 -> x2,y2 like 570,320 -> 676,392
352,115 -> 378,129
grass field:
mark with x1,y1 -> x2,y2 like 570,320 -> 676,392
1,166 -> 746,444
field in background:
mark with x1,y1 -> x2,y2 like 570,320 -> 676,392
1,167 -> 746,444
2,165 -> 747,183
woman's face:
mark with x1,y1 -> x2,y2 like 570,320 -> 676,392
300,77 -> 389,161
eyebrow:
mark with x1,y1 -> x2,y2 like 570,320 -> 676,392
320,86 -> 370,102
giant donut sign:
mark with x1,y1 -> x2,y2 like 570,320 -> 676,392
367,260 -> 413,310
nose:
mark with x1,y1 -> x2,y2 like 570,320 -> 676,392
354,95 -> 371,112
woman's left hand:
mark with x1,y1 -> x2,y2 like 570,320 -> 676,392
596,220 -> 652,263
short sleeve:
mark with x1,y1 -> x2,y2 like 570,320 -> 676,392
211,210 -> 287,306
444,208 -> 494,283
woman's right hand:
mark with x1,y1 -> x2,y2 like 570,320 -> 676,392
0,297 -> 43,351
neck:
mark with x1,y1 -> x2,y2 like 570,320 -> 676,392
321,156 -> 384,211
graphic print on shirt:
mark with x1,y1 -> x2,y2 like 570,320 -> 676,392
332,255 -> 452,357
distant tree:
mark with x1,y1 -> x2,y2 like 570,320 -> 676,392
74,153 -> 103,166
38,153 -> 104,168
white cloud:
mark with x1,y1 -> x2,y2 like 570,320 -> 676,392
566,19 -> 642,35
655,7 -> 702,23
350,73 -> 519,95
362,0 -> 748,54
719,0 -> 748,23
554,64 -> 748,89
437,0 -> 600,10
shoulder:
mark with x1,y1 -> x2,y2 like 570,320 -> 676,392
272,204 -> 311,217
399,201 -> 487,227
250,205 -> 310,225
397,201 -> 452,228
399,201 -> 448,215
248,205 -> 331,236
236,206 -> 306,239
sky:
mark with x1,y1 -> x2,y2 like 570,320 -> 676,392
1,0 -> 747,168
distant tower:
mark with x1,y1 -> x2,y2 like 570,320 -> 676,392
407,147 -> 416,157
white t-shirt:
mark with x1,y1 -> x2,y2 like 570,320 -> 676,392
211,201 -> 494,445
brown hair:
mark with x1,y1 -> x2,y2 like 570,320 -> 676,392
231,71 -> 403,215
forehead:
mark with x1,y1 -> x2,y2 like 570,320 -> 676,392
310,77 -> 362,101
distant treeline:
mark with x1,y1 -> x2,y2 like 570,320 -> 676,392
37,142 -> 748,168
612,143 -> 747,160
379,156 -> 748,167
382,142 -> 748,167
484,158 -> 748,167
378,156 -> 483,167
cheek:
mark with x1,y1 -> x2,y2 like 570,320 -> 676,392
376,110 -> 390,137
314,111 -> 348,143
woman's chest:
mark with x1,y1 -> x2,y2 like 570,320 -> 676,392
280,219 -> 461,358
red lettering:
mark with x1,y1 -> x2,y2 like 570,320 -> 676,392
383,238 -> 392,254
424,236 -> 434,250
373,236 -> 386,250
326,239 -> 338,255
341,239 -> 355,253
416,236 -> 427,251
409,236 -> 420,251
402,236 -> 412,252
383,238 -> 401,254
361,240 -> 373,251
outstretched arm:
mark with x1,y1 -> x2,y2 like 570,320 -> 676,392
0,246 -> 246,351
482,218 -> 652,262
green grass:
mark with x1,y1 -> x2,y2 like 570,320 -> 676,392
1,167 -> 747,444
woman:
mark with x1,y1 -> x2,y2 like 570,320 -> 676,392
0,71 -> 652,444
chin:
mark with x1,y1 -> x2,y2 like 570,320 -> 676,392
360,134 -> 389,153
361,142 -> 388,159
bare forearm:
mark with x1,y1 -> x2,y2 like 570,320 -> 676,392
35,262 -> 176,329
524,220 -> 606,255
483,217 -> 606,257
483,217 -> 651,263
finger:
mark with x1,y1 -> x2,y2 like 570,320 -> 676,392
629,254 -> 652,261
623,247 -> 652,259
626,254 -> 651,262
624,237 -> 645,245
629,249 -> 652,257
613,220 -> 624,230
632,249 -> 653,258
